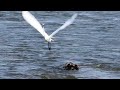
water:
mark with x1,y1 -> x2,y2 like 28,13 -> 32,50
0,11 -> 120,79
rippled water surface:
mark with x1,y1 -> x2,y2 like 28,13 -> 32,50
0,11 -> 120,79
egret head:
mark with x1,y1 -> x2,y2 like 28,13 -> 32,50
48,38 -> 53,42
45,36 -> 53,43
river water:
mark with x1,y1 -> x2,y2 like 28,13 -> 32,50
0,11 -> 120,79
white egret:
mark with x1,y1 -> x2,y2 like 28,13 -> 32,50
22,11 -> 78,50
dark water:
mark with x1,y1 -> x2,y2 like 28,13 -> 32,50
0,11 -> 120,79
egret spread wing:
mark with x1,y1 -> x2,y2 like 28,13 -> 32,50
22,11 -> 49,38
49,13 -> 78,39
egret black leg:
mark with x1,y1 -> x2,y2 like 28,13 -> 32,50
48,42 -> 51,50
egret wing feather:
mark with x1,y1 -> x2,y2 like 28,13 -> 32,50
49,13 -> 78,39
22,11 -> 49,38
